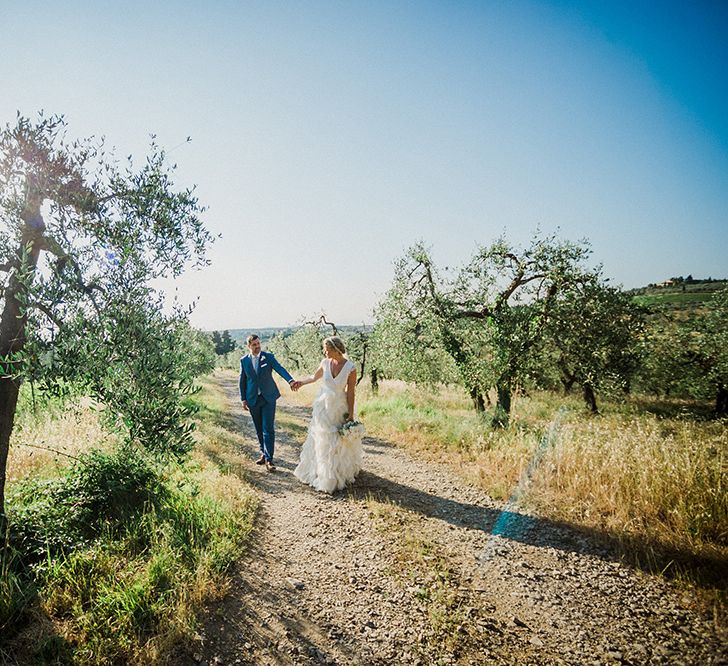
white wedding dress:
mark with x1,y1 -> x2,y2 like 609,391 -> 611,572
294,358 -> 363,493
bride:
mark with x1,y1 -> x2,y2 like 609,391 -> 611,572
293,336 -> 364,493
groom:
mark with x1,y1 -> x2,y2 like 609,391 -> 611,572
239,334 -> 298,472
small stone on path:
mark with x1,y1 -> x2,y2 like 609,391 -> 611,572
286,577 -> 305,590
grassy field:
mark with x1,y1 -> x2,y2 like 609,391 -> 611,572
285,375 -> 727,612
631,279 -> 727,309
1,379 -> 258,665
634,291 -> 718,307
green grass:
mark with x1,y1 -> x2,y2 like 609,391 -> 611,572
631,280 -> 727,309
26,480 -> 254,664
634,291 -> 717,307
1,379 -> 258,665
360,389 -> 490,452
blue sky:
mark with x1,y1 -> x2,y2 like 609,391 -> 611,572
2,1 -> 727,328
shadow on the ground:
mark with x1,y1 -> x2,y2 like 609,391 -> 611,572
191,523 -> 369,666
626,396 -> 717,420
0,603 -> 74,666
219,375 -> 728,592
347,469 -> 727,588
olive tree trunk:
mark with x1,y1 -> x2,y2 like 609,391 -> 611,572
716,384 -> 728,417
583,382 -> 599,414
0,211 -> 44,534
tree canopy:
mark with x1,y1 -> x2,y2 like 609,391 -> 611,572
374,234 -> 595,425
0,113 -> 213,528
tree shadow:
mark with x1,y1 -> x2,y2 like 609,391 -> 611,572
344,470 -> 728,591
186,538 -> 368,665
626,395 -> 716,420
0,601 -> 74,666
219,379 -> 727,591
196,399 -> 245,433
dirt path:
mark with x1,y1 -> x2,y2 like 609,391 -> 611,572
189,375 -> 726,665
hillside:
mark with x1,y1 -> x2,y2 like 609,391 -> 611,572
224,325 -> 372,346
629,277 -> 726,310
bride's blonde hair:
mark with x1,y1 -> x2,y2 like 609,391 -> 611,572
323,336 -> 346,356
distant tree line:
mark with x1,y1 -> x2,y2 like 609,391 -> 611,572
646,275 -> 726,289
211,329 -> 237,355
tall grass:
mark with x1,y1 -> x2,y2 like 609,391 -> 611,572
530,413 -> 727,558
334,379 -> 725,590
1,379 -> 258,665
356,381 -> 579,499
8,391 -> 116,486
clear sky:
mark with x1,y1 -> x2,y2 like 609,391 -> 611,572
2,0 -> 727,329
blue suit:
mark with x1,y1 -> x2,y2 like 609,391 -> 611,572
239,352 -> 294,463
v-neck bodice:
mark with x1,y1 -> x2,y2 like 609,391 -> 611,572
323,358 -> 353,388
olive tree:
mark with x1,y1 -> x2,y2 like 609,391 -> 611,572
677,288 -> 728,414
0,113 -> 212,529
376,234 -> 593,425
267,319 -> 331,374
542,279 -> 646,412
372,273 -> 460,390
267,314 -> 374,384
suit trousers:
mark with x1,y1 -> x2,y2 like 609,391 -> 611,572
249,395 -> 276,461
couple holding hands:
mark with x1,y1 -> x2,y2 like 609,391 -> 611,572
239,334 -> 363,493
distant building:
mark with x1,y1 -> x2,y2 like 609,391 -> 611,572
655,280 -> 675,288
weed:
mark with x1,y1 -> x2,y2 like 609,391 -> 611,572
1,377 -> 258,664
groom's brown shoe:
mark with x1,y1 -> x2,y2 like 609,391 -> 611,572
255,455 -> 266,465
265,461 -> 276,473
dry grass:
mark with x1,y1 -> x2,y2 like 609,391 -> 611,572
349,380 -> 726,593
355,380 -> 572,500
8,397 -> 116,485
529,411 -> 727,566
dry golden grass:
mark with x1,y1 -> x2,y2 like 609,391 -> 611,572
8,397 -> 116,486
188,373 -> 259,518
345,379 -> 726,592
529,411 -> 727,559
354,380 -> 565,499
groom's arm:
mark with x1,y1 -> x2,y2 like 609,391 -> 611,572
239,359 -> 248,405
268,353 -> 294,385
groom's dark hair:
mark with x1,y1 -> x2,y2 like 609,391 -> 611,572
246,334 -> 260,345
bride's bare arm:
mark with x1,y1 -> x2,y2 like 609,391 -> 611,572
345,368 -> 357,420
298,365 -> 324,387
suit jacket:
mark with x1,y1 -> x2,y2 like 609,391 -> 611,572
239,351 -> 294,407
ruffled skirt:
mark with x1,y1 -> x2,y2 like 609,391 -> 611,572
294,388 -> 363,493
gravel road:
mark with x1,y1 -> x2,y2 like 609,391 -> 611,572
187,375 -> 726,666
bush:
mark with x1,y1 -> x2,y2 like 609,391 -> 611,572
8,448 -> 164,564
2,448 -> 256,661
